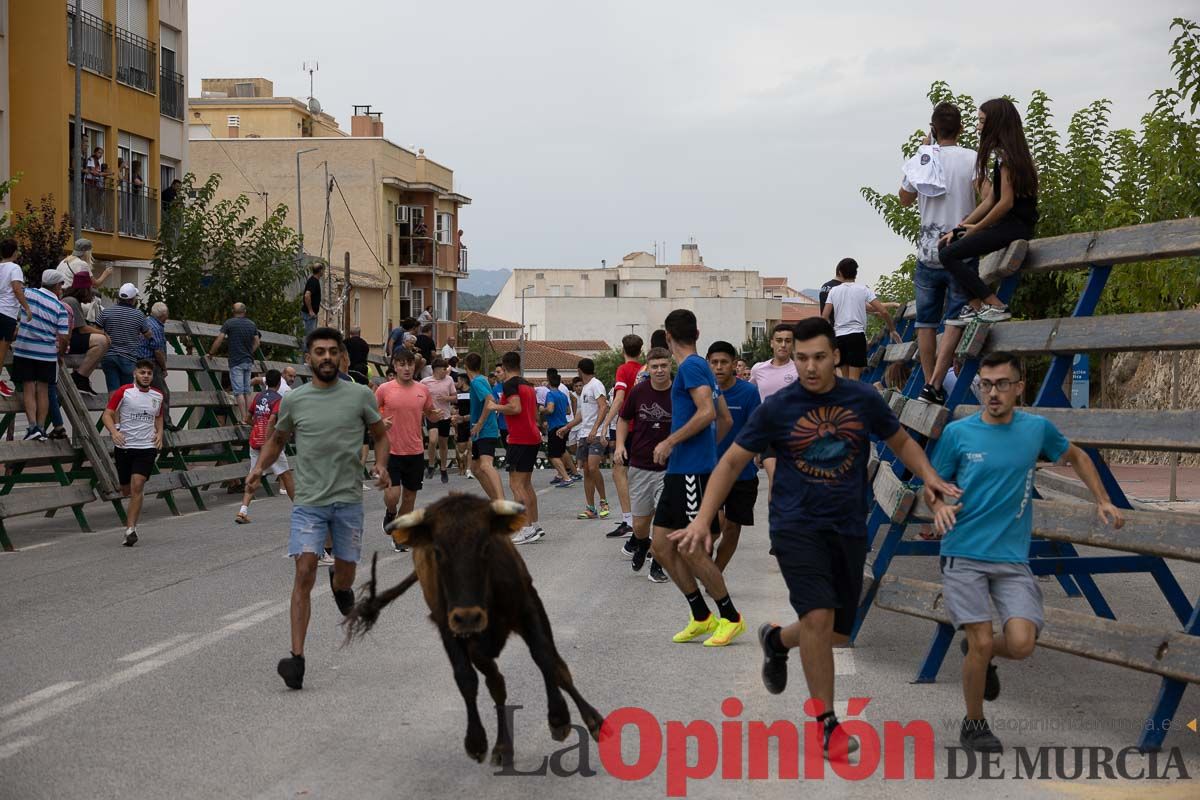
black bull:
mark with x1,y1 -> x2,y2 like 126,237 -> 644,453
344,494 -> 605,765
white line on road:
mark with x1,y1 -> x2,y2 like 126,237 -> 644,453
117,634 -> 197,663
219,600 -> 276,620
0,683 -> 82,719
5,542 -> 60,553
0,735 -> 43,761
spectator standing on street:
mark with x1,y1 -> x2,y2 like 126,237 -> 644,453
61,273 -> 109,395
245,327 -> 390,691
821,258 -> 899,380
97,284 -> 152,392
0,238 -> 32,399
344,326 -> 370,384
209,303 -> 261,421
236,369 -> 295,525
101,359 -> 164,547
12,270 -> 69,440
301,263 -> 323,336
140,302 -> 171,425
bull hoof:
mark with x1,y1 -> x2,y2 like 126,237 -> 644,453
549,722 -> 571,742
581,705 -> 605,741
465,730 -> 488,762
490,743 -> 513,767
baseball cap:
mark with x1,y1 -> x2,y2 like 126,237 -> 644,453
41,270 -> 66,287
118,283 -> 140,299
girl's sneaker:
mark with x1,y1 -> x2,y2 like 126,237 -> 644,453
976,304 -> 1013,323
577,506 -> 598,520
598,500 -> 611,518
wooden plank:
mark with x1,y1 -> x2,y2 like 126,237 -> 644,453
978,218 -> 1200,283
903,303 -> 917,321
0,484 -> 95,517
258,331 -> 300,348
867,347 -> 885,368
899,398 -> 950,439
976,310 -> 1200,358
953,406 -> 1200,452
137,470 -> 189,497
0,438 -> 77,465
875,575 -> 1200,684
165,425 -> 249,449
977,239 -> 1029,283
955,318 -> 992,358
79,390 -> 235,412
181,462 -> 251,489
55,363 -> 121,497
165,354 -> 209,371
867,446 -> 881,483
184,321 -> 224,338
1031,500 -> 1200,562
882,341 -> 918,364
872,467 -> 915,523
885,390 -> 908,416
260,360 -> 313,378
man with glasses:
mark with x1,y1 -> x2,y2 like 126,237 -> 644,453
927,351 -> 1124,754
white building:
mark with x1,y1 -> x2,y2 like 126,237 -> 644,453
487,244 -> 782,349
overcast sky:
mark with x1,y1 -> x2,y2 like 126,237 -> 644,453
190,0 -> 1193,291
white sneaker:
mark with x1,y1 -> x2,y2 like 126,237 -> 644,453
511,526 -> 539,545
318,550 -> 336,566
529,526 -> 546,542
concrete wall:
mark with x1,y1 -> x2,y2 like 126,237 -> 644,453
190,102 -> 344,140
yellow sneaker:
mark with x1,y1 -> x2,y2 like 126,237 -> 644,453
703,616 -> 747,647
672,615 -> 719,643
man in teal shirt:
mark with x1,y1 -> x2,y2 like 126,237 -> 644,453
459,352 -> 504,500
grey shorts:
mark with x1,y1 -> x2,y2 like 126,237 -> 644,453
940,556 -> 1044,634
628,466 -> 666,518
581,439 -> 607,459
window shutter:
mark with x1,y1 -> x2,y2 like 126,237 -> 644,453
80,0 -> 104,18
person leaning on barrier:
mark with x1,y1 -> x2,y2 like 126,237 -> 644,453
141,302 -> 173,429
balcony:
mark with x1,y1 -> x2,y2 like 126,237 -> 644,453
396,236 -> 435,268
66,6 -> 113,78
69,171 -> 115,234
118,184 -> 158,240
116,27 -> 156,94
160,67 -> 185,120
458,246 -> 469,275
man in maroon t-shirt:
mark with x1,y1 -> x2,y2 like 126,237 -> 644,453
600,333 -> 644,538
615,346 -> 673,582
481,350 -> 543,544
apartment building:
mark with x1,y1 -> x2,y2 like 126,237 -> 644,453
487,243 -> 782,349
5,1 -> 188,282
189,87 -> 469,346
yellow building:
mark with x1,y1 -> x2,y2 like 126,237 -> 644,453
3,1 -> 189,282
189,87 -> 469,347
189,78 -> 345,140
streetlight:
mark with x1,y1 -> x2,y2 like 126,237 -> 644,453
294,147 -> 319,271
520,284 -> 534,367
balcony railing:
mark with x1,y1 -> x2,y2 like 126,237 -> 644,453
116,27 -> 156,93
160,67 -> 185,119
397,235 -> 435,267
67,7 -> 113,78
118,184 -> 158,240
458,246 -> 469,274
69,171 -> 115,234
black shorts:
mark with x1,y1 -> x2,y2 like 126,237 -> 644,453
547,427 -> 567,458
721,478 -> 759,527
0,314 -> 16,343
67,330 -> 93,355
835,333 -> 868,369
653,472 -> 721,534
471,437 -> 499,460
456,422 -> 471,443
499,429 -> 509,448
762,445 -> 777,461
428,418 -> 451,437
115,447 -> 157,485
774,530 -> 868,636
505,443 -> 539,473
10,357 -> 57,385
387,453 -> 425,492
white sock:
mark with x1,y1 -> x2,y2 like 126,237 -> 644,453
125,527 -> 135,534
622,512 -> 633,526
239,505 -> 249,515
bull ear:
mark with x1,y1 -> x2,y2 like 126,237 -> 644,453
387,507 -> 431,547
489,500 -> 526,534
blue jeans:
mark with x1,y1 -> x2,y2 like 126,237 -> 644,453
301,311 -> 317,336
101,353 -> 136,393
288,503 -> 364,563
913,259 -> 974,329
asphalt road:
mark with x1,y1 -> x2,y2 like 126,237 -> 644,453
1,466 -> 1198,799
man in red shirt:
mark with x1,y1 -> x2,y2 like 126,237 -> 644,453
480,350 -> 543,544
599,334 -> 643,538
237,368 -> 295,524
376,349 -> 441,551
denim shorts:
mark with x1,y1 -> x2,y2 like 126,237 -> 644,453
288,503 -> 364,563
229,362 -> 253,395
914,259 -> 975,328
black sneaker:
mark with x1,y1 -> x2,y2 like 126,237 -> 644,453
440,470 -> 449,484
277,653 -> 305,690
329,568 -> 355,616
823,715 -> 860,760
630,538 -> 650,572
606,521 -> 633,538
919,383 -> 946,405
620,539 -> 636,559
757,623 -> 788,695
71,371 -> 97,395
647,558 -> 669,583
425,465 -> 435,480
961,638 -> 1001,701
383,509 -> 396,536
122,529 -> 138,547
960,717 -> 1003,753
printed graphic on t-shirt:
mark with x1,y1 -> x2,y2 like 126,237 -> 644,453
788,405 -> 867,480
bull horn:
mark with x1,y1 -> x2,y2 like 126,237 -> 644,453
387,508 -> 426,531
491,499 -> 525,516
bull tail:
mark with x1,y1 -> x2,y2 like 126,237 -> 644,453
342,554 -> 420,643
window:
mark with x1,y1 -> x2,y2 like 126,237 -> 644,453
604,280 -> 619,298
564,285 -> 573,297
159,25 -> 183,119
660,280 -> 667,298
159,157 -> 178,192
750,322 -> 767,341
387,233 -> 393,265
411,288 -> 424,316
116,0 -> 149,38
117,131 -> 153,238
115,0 -> 155,93
353,294 -> 361,328
435,212 -> 453,245
550,285 -> 562,297
234,82 -> 255,98
436,290 -> 451,321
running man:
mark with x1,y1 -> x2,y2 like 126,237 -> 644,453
673,317 -> 958,758
101,359 -> 164,547
479,351 -> 544,543
544,373 -> 576,487
453,371 -> 473,477
561,358 -> 610,520
461,352 -> 504,500
928,351 -> 1123,753
749,323 -> 796,495
421,357 -> 457,484
377,350 -> 442,550
706,341 -> 761,571
236,369 -> 294,524
246,327 -> 390,691
821,258 -> 899,380
650,309 -> 741,647
616,346 -> 673,583
599,334 -> 643,537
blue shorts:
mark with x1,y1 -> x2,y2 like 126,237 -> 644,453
288,503 -> 364,563
229,362 -> 253,395
914,259 -> 975,328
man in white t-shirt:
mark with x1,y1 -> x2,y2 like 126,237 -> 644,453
0,239 -> 32,398
821,258 -> 898,381
749,323 -> 797,492
899,102 -> 979,405
558,358 -> 609,520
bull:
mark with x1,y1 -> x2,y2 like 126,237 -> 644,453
344,494 -> 605,766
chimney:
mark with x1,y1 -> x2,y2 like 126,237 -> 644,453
226,115 -> 240,138
680,240 -> 702,266
350,104 -> 384,137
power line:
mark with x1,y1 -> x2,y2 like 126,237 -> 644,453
331,175 -> 385,271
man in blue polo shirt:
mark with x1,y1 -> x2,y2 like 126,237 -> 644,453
706,340 -> 760,572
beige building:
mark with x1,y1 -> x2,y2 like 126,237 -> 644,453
189,78 -> 344,139
487,243 -> 782,349
189,82 -> 469,346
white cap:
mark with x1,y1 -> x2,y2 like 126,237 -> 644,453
41,270 -> 66,287
118,283 -> 140,299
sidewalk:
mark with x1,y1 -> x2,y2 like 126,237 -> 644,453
1045,463 -> 1200,504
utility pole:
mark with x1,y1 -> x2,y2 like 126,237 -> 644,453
294,146 -> 318,276
72,2 -> 82,242
344,251 -> 352,333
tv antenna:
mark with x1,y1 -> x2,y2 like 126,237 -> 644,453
302,60 -> 319,102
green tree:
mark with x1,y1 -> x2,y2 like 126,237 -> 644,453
13,196 -> 73,287
146,173 -> 304,336
591,348 -> 627,389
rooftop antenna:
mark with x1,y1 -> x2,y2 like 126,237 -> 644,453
302,60 -> 319,106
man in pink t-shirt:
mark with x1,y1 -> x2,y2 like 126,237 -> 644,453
749,323 -> 798,493
420,357 -> 458,484
375,349 -> 440,549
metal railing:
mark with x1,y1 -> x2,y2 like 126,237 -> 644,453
160,67 -> 185,119
117,184 -> 158,240
69,171 -> 115,233
398,235 -> 435,267
116,27 -> 156,93
67,7 -> 113,78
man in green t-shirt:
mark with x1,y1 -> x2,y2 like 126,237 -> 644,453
247,327 -> 390,690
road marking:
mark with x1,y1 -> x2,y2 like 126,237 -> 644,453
0,735 -> 43,761
834,650 -> 856,676
220,600 -> 276,620
117,634 -> 197,663
0,683 -> 82,719
11,542 -> 59,553
0,602 -> 288,742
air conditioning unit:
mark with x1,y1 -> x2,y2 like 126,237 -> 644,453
397,280 -> 411,298
395,205 -> 410,224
